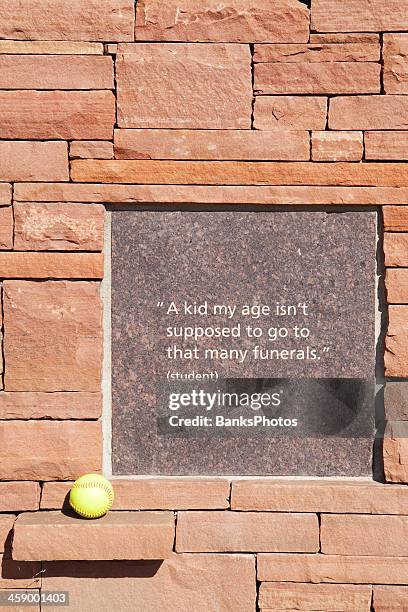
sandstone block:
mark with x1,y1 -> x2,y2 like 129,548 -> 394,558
0,184 -> 12,206
0,555 -> 41,589
114,129 -> 310,161
373,586 -> 408,611
176,511 -> 319,552
321,514 -> 408,556
259,582 -> 371,611
0,56 -> 113,89
385,234 -> 408,267
310,33 -> 380,44
117,43 -> 252,129
254,63 -> 380,95
0,482 -> 40,511
0,91 -> 115,139
71,160 -> 408,187
384,206 -> 408,230
254,42 -> 380,62
386,306 -> 408,377
42,554 -> 256,612
3,281 -> 102,391
231,480 -> 408,514
0,392 -> 102,420
13,512 -> 174,561
0,141 -> 68,182
0,516 -> 15,552
384,34 -> 408,94
70,141 -> 114,160
17,183 -> 408,206
258,553 -> 408,584
0,253 -> 103,279
254,96 -> 327,130
383,421 -> 408,483
0,41 -> 103,54
0,0 -> 134,41
0,421 -> 101,480
42,479 -> 230,510
14,203 -> 104,251
312,0 -> 408,32
312,131 -> 363,162
385,382 -> 408,420
387,269 -> 408,303
0,206 -> 13,249
366,131 -> 408,160
329,96 -> 408,130
135,0 -> 309,43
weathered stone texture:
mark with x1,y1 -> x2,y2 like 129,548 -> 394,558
0,141 -> 68,182
231,480 -> 408,514
254,63 -> 380,95
42,479 -> 230,510
387,269 -> 408,304
0,253 -> 103,279
0,184 -> 12,206
0,392 -> 102,420
321,514 -> 408,556
312,131 -> 363,162
71,160 -> 408,186
383,422 -> 408,483
3,281 -> 102,391
176,511 -> 319,552
373,586 -> 408,611
259,583 -> 372,611
386,306 -> 408,377
135,0 -> 309,43
43,554 -> 256,612
14,203 -> 104,251
117,43 -> 252,129
254,42 -> 380,62
366,132 -> 408,160
0,91 -> 115,139
114,129 -> 310,161
310,33 -> 380,44
385,382 -> 408,420
0,56 -> 113,89
70,141 -> 114,160
385,234 -> 408,267
312,0 -> 408,32
384,34 -> 408,94
0,41 -> 104,54
384,207 -> 408,231
258,553 -> 408,584
0,482 -> 40,511
0,206 -> 13,249
0,0 -> 135,41
329,95 -> 408,130
13,512 -> 175,561
0,421 -> 101,480
254,96 -> 328,130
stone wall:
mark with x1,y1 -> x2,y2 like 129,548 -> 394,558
1,1 -> 408,610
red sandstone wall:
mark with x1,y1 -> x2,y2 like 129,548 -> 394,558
1,1 -> 408,610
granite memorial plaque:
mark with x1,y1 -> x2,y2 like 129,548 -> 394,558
111,211 -> 377,476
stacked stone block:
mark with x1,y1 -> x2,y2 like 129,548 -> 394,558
1,0 -> 408,609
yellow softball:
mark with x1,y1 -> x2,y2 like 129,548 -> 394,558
69,474 -> 114,519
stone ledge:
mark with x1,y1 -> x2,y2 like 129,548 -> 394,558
231,479 -> 408,513
12,511 -> 175,561
41,479 -> 230,510
14,183 -> 408,205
